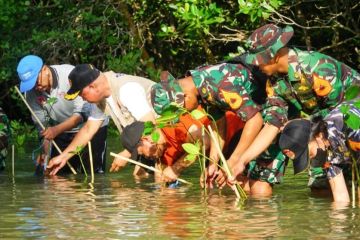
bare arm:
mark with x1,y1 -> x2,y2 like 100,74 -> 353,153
41,114 -> 83,140
227,112 -> 263,166
229,123 -> 279,179
109,149 -> 131,172
47,119 -> 103,175
239,123 -> 280,165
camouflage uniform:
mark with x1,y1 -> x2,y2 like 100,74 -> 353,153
246,24 -> 360,125
152,63 -> 286,184
0,107 -> 10,171
309,102 -> 360,188
245,24 -> 360,185
189,63 -> 261,121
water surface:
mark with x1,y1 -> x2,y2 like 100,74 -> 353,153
1,138 -> 360,239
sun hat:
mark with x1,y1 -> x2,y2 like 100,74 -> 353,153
279,119 -> 311,174
65,64 -> 100,100
245,24 -> 294,65
17,55 -> 43,92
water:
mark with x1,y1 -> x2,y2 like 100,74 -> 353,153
1,138 -> 360,239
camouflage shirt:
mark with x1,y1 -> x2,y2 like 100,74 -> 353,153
189,63 -> 261,121
325,102 -> 360,165
265,48 -> 360,126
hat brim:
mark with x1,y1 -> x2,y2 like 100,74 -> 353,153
130,149 -> 139,161
64,90 -> 80,100
20,76 -> 38,93
293,147 -> 310,174
245,25 -> 294,65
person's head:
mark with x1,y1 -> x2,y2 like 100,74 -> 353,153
17,55 -> 52,93
245,24 -> 293,76
121,121 -> 165,160
65,64 -> 107,103
279,117 -> 329,174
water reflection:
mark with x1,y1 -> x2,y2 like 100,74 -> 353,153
1,142 -> 360,239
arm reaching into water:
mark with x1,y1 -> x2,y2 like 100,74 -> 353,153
230,123 -> 280,181
46,119 -> 104,175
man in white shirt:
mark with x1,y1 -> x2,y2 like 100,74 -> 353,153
47,64 -> 156,175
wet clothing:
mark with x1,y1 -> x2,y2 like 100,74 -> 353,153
0,108 -> 10,171
265,48 -> 360,126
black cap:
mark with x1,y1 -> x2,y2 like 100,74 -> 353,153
121,121 -> 145,160
279,119 -> 311,174
65,64 -> 100,100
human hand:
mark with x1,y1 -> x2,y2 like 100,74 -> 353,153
200,163 -> 218,189
214,169 -> 228,189
41,126 -> 60,140
46,155 -> 67,175
109,157 -> 128,172
161,166 -> 179,183
227,160 -> 246,185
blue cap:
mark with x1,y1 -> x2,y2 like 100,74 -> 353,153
17,55 -> 43,92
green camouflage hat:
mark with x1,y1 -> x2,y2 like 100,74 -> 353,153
151,71 -> 185,115
245,24 -> 294,65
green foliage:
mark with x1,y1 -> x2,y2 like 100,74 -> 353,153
190,108 -> 207,120
1,0 -> 359,124
9,120 -> 36,147
182,142 -> 201,155
238,0 -> 284,22
70,145 -> 87,176
340,86 -> 360,130
163,1 -> 225,39
345,86 -> 360,101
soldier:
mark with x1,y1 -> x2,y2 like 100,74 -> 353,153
228,24 -> 360,191
151,63 -> 288,195
0,107 -> 10,171
279,101 -> 360,202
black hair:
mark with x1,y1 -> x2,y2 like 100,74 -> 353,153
309,115 -> 328,140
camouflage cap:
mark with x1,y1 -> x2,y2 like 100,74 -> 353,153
151,71 -> 185,115
245,24 -> 294,65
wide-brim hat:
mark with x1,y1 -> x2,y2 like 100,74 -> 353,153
279,119 -> 311,174
65,64 -> 100,100
245,24 -> 294,65
17,55 -> 43,92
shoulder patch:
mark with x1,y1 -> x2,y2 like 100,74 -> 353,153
220,89 -> 243,110
313,73 -> 332,97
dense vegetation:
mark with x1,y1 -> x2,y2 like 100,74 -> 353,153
1,0 -> 359,122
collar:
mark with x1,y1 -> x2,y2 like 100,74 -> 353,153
287,48 -> 302,83
49,66 -> 58,89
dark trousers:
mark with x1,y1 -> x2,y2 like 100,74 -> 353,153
52,126 -> 108,174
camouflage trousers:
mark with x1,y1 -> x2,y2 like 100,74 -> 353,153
247,144 -> 288,185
